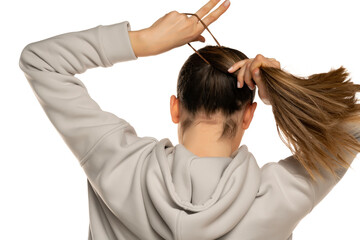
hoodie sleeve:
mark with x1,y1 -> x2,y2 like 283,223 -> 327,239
258,123 -> 360,237
305,123 -> 360,208
19,23 -> 162,235
19,21 -> 144,163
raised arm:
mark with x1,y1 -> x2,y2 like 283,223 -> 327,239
18,3 -> 231,230
19,0 -> 230,163
228,55 -> 360,235
228,54 -> 360,183
19,21 -> 139,162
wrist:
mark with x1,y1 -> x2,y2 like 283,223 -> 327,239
128,29 -> 158,57
128,30 -> 144,57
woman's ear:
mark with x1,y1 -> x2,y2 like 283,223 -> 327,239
170,95 -> 180,124
242,102 -> 257,130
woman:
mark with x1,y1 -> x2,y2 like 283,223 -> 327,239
19,0 -> 360,239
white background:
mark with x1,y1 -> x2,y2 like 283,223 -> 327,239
1,0 -> 359,239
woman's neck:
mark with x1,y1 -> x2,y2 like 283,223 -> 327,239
181,123 -> 236,158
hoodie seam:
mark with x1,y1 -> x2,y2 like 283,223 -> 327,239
79,122 -> 132,165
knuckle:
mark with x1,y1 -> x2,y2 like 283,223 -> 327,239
180,14 -> 188,21
189,16 -> 198,24
255,54 -> 264,60
169,10 -> 179,16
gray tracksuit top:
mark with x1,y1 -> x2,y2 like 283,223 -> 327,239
19,21 -> 360,240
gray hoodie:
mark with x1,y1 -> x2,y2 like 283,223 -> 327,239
19,21 -> 360,240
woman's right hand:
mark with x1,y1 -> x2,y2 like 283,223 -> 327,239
228,54 -> 281,105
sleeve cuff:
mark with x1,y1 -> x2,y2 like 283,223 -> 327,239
99,21 -> 138,65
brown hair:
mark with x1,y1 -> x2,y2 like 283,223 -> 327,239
177,46 -> 255,139
260,66 -> 360,181
177,45 -> 360,182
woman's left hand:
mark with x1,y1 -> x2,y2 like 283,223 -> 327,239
129,0 -> 230,57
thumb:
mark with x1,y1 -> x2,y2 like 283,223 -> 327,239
193,35 -> 205,43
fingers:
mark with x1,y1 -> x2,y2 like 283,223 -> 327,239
227,59 -> 248,73
199,0 -> 230,29
228,55 -> 280,92
195,0 -> 221,19
236,60 -> 248,88
247,54 -> 267,75
244,62 -> 255,90
228,59 -> 254,89
226,53 -> 278,106
269,58 -> 281,68
229,55 -> 280,86
248,54 -> 280,74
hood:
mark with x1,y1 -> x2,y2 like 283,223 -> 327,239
145,138 -> 262,239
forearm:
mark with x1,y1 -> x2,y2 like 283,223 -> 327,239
19,21 -> 138,161
128,30 -> 155,58
20,21 -> 137,76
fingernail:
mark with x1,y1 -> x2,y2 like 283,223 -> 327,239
224,0 -> 230,7
237,81 -> 241,88
249,85 -> 255,90
228,66 -> 233,72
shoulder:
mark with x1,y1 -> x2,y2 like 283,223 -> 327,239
227,156 -> 315,239
81,122 -> 159,167
258,157 -> 315,215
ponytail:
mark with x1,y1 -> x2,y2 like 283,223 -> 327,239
259,66 -> 360,182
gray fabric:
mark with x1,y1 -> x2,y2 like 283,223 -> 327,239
19,21 -> 359,240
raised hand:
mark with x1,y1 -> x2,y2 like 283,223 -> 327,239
129,0 -> 230,57
228,54 -> 281,105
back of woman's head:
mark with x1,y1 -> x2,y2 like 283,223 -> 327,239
177,46 -> 255,139
177,45 -> 360,182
